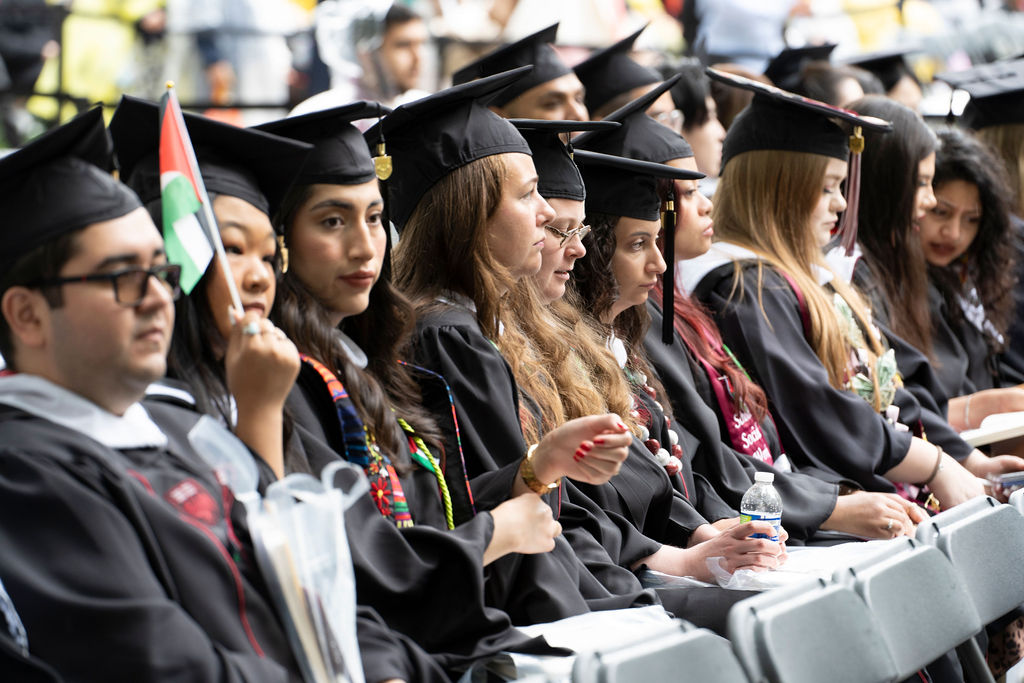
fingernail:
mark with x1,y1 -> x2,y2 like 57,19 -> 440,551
617,422 -> 627,431
594,438 -> 605,445
579,442 -> 592,451
574,449 -> 586,461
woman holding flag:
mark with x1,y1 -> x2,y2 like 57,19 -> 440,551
109,92 -> 306,481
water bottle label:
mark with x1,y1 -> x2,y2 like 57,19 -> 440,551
740,512 -> 781,542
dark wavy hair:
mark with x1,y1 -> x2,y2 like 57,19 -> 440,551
848,95 -> 939,358
570,211 -> 673,412
272,183 -> 440,473
928,129 -> 1017,350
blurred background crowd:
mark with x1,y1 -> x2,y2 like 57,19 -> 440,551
1,0 -> 1024,146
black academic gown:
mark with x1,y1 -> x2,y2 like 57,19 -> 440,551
0,398 -> 450,683
410,302 -> 755,635
693,262 -> 914,492
284,363 -> 622,631
643,299 -> 842,542
849,260 -> 977,462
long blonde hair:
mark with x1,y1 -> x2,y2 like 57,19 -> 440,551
394,154 -> 566,444
713,150 -> 885,406
506,281 -> 638,434
975,123 -> 1024,217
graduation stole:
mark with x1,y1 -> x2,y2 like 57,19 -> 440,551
679,327 -> 774,465
300,355 -> 413,528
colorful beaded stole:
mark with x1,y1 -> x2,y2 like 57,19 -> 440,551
301,354 -> 413,528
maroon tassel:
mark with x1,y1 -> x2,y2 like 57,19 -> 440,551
838,126 -> 864,257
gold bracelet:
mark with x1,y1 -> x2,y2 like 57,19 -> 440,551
924,445 -> 944,485
519,444 -> 560,495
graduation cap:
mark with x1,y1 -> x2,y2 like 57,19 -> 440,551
451,23 -> 572,106
937,58 -> 1024,130
573,25 -> 661,116
573,127 -> 703,344
763,43 -> 837,92
841,47 -> 919,93
508,119 -> 618,201
573,75 -> 692,165
254,101 -> 388,186
363,67 -> 534,232
109,95 -> 312,220
709,67 -> 892,256
0,107 -> 142,273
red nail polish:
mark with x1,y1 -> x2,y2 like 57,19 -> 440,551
617,422 -> 628,431
580,442 -> 592,451
574,449 -> 586,461
594,438 -> 605,445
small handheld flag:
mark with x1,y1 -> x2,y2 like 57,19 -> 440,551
159,82 -> 242,312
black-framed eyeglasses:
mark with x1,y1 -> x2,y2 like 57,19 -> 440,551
29,264 -> 183,306
545,224 -> 592,247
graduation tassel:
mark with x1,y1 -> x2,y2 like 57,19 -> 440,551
838,125 -> 863,257
661,185 -> 677,345
372,104 -> 394,281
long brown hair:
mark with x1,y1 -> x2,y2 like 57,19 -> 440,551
713,149 -> 886,407
508,280 -> 637,432
273,183 -> 441,471
848,95 -> 939,359
394,154 -> 566,444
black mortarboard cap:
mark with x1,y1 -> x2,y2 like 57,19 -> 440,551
509,119 -> 617,201
937,58 -> 1024,130
254,101 -> 386,186
574,25 -> 661,115
574,149 -> 703,343
841,48 -> 919,92
363,67 -> 534,231
574,76 -> 693,164
0,107 -> 141,272
574,149 -> 702,220
109,95 -> 312,219
711,67 -> 892,168
711,68 -> 892,256
451,23 -> 572,107
764,43 -> 837,92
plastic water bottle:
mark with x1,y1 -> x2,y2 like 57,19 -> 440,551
740,472 -> 782,542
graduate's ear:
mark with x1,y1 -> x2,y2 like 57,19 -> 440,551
2,286 -> 51,354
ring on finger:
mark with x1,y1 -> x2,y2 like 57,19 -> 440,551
886,519 -> 894,532
242,321 -> 260,336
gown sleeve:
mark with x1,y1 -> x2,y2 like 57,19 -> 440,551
694,263 -> 912,493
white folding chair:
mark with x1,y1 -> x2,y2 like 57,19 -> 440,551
572,619 -> 749,683
833,538 -> 988,682
727,577 -> 897,683
916,495 -> 1024,681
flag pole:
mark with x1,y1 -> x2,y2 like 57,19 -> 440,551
164,81 -> 243,314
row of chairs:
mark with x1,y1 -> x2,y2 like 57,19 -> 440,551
566,495 -> 1024,683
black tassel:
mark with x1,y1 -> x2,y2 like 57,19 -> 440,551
661,186 -> 676,345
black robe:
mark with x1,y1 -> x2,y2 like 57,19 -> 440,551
849,259 -> 977,461
643,299 -> 842,542
284,363 -> 627,630
409,302 -> 756,635
693,262 -> 914,492
0,398 -> 450,683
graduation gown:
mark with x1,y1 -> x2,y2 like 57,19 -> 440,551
285,361 -> 628,630
410,302 -> 756,635
690,259 -> 913,492
643,299 -> 841,542
0,378 -> 449,683
849,260 -> 976,461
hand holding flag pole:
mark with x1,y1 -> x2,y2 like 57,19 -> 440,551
159,81 -> 243,314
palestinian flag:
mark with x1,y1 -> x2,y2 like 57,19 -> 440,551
158,89 -> 214,294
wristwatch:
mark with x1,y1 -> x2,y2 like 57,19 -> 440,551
519,444 -> 560,495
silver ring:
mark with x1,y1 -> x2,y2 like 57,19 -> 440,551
886,519 -> 894,532
242,321 -> 260,336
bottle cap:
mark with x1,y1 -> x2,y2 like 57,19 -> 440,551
754,471 -> 775,484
